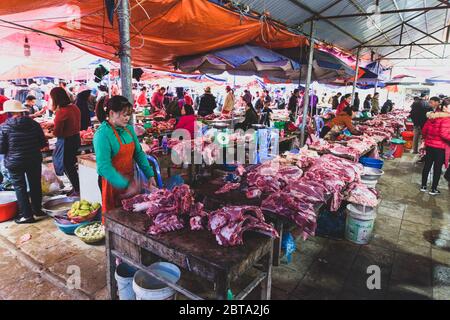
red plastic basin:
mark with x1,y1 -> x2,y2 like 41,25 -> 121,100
0,192 -> 18,222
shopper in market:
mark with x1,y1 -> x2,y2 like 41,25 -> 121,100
198,87 -> 217,117
151,86 -> 166,111
136,86 -> 148,108
410,93 -> 433,154
23,95 -> 38,116
259,100 -> 273,127
94,96 -> 155,222
320,105 -> 362,139
254,94 -> 265,113
235,102 -> 258,131
381,99 -> 394,114
420,97 -> 450,195
371,92 -> 380,114
243,90 -> 253,105
336,94 -> 352,114
51,87 -> 81,197
287,89 -> 300,121
352,92 -> 360,111
175,104 -> 197,139
0,100 -> 47,224
222,86 -> 235,115
330,92 -> 342,109
363,94 -> 372,111
75,85 -> 92,130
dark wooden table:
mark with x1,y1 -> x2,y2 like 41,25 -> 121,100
104,208 -> 273,300
192,178 -> 323,267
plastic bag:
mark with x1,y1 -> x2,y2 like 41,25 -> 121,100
281,233 -> 296,264
41,163 -> 64,195
165,175 -> 184,191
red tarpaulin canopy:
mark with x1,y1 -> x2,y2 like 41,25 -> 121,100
0,0 -> 308,71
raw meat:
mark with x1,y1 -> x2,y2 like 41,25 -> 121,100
261,192 -> 317,240
246,188 -> 262,199
121,184 -> 196,235
215,183 -> 241,194
208,206 -> 279,246
345,182 -> 380,207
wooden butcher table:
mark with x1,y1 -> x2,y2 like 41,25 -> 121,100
105,208 -> 273,300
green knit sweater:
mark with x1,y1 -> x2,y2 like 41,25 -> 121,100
93,122 -> 154,189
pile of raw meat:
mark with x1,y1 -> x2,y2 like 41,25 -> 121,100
207,206 -> 279,246
245,161 -> 303,199
121,185 -> 279,246
344,182 -> 380,207
302,154 -> 363,212
80,127 -> 94,145
146,118 -> 176,135
122,184 -> 195,235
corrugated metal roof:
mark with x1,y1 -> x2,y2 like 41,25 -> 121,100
233,0 -> 450,63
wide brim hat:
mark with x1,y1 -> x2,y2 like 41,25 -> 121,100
0,100 -> 28,114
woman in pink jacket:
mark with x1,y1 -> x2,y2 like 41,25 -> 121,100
420,97 -> 450,195
175,104 -> 197,139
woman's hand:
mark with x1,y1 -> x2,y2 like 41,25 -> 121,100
120,181 -> 140,200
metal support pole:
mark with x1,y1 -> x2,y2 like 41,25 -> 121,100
300,21 -> 315,147
386,68 -> 393,100
118,0 -> 132,104
351,47 -> 361,107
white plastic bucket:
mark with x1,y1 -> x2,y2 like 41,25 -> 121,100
115,263 -> 138,300
133,262 -> 181,300
345,204 -> 377,245
361,178 -> 378,189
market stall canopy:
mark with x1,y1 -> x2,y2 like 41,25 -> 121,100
176,44 -> 300,80
425,75 -> 450,84
275,47 -> 360,82
0,0 -> 307,70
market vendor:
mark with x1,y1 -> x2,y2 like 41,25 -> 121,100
175,104 -> 197,139
320,106 -> 362,140
93,96 -> 155,222
235,102 -> 258,131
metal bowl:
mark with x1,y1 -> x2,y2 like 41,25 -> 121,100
42,196 -> 80,217
211,122 -> 229,129
362,167 -> 384,181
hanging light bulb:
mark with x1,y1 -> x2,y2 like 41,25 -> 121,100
24,36 -> 31,57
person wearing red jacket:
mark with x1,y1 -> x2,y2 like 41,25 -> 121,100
175,104 -> 197,139
420,97 -> 450,195
151,87 -> 166,111
51,87 -> 81,196
336,94 -> 351,114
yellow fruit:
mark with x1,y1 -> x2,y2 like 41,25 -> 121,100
92,202 -> 101,210
80,205 -> 90,210
78,210 -> 91,217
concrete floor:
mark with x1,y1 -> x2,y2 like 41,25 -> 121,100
0,152 -> 448,300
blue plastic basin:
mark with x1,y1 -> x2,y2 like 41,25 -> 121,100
359,157 -> 384,169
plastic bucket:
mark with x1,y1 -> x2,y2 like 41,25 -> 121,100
359,157 -> 384,169
390,138 -> 405,158
401,131 -> 414,150
133,262 -> 181,300
361,178 -> 378,189
115,263 -> 139,300
345,204 -> 377,245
